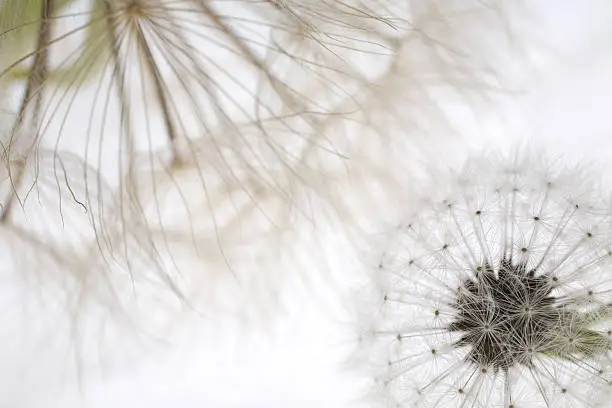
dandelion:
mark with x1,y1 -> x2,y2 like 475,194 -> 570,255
351,152 -> 612,407
0,0 -> 403,285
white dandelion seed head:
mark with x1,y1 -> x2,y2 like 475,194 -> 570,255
352,151 -> 612,407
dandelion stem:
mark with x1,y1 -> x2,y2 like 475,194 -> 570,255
1,0 -> 54,222
129,4 -> 179,164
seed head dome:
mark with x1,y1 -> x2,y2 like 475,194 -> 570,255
352,152 -> 612,407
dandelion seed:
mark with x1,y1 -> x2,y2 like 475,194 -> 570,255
352,152 -> 612,407
0,0 -> 403,286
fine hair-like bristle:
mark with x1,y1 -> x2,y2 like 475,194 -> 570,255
350,151 -> 612,407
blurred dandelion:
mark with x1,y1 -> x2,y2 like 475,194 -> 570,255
351,152 -> 612,407
0,0 -> 406,300
0,4 -> 409,384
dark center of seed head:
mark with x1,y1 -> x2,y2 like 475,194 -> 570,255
448,258 -> 557,371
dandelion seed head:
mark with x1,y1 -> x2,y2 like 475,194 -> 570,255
353,152 -> 612,407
